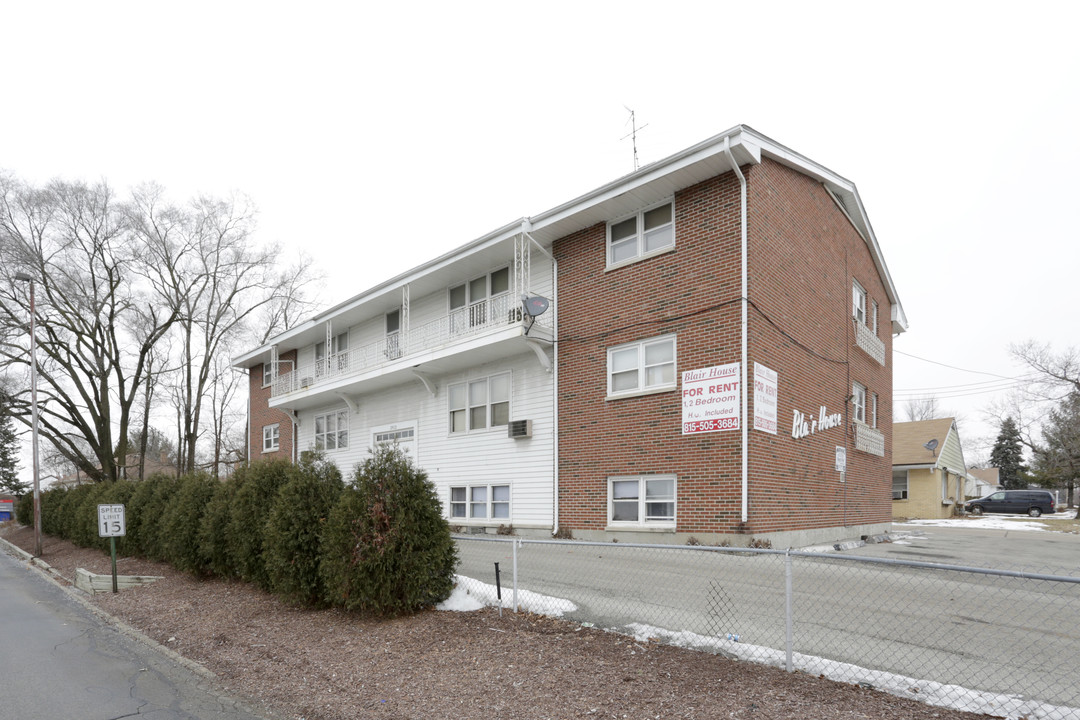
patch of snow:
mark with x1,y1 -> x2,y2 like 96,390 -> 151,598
898,517 -> 1049,532
625,622 -> 1075,719
439,575 -> 578,616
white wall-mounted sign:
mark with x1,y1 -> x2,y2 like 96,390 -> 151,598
792,406 -> 843,439
682,363 -> 740,435
835,446 -> 847,473
753,363 -> 778,434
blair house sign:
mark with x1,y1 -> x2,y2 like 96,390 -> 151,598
791,406 -> 843,439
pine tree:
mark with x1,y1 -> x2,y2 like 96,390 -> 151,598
991,417 -> 1029,490
0,395 -> 29,496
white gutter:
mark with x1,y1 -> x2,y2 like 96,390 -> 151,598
722,137 -> 749,524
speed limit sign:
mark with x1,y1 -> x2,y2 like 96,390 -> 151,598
98,504 -> 126,537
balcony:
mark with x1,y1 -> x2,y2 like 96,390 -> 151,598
853,422 -> 885,457
271,293 -> 552,399
854,321 -> 886,366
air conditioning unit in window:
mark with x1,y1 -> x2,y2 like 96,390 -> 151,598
508,419 -> 532,439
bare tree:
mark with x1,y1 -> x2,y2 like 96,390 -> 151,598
0,176 -> 178,482
903,396 -> 940,422
127,186 -> 319,474
1011,341 -> 1080,399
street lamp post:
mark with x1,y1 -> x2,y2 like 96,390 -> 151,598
14,272 -> 42,557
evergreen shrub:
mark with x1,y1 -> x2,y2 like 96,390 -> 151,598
320,445 -> 457,615
264,451 -> 344,606
198,474 -> 241,578
15,492 -> 33,525
160,472 -> 219,573
123,474 -> 178,558
226,459 -> 297,590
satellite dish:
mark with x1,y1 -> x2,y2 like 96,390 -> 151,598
523,296 -> 550,317
923,439 -> 939,452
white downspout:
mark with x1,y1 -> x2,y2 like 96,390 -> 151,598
523,222 -> 560,536
722,136 -> 749,524
551,253 -> 559,535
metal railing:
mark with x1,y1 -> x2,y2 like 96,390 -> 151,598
273,293 -> 553,397
454,536 -> 1080,719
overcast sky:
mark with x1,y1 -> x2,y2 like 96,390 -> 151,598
3,1 -> 1077,466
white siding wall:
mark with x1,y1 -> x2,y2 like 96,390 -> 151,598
295,349 -> 554,528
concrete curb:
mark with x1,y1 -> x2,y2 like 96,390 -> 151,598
0,534 -> 216,681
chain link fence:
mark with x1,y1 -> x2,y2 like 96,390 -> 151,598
454,536 -> 1080,720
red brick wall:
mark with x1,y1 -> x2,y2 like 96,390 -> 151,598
744,159 -> 893,532
552,158 -> 893,535
247,350 -> 296,462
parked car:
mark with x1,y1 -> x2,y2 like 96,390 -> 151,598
965,490 -> 1056,517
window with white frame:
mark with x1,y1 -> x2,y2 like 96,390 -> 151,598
607,200 -> 674,266
852,281 -> 867,325
871,392 -> 878,428
262,363 -> 272,388
608,335 -> 676,396
892,469 -> 908,500
609,475 -> 676,526
448,373 -> 510,433
315,332 -> 350,374
314,410 -> 349,450
386,309 -> 401,359
374,427 -> 414,444
449,267 -> 511,330
852,382 -> 867,424
870,299 -> 879,335
449,484 -> 510,520
262,424 -> 280,452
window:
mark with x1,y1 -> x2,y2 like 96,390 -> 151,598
871,393 -> 878,428
852,382 -> 867,424
315,332 -> 349,374
314,410 -> 349,450
262,424 -> 280,452
609,475 -> 676,525
450,484 -> 510,520
892,470 -> 908,500
450,267 -> 511,330
386,309 -> 401,359
608,335 -> 676,396
608,201 -> 674,266
374,427 -> 414,444
870,300 -> 879,335
852,281 -> 867,325
448,373 -> 510,432
261,363 -> 272,388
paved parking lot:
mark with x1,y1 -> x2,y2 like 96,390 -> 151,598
456,519 -> 1080,715
855,515 -> 1080,573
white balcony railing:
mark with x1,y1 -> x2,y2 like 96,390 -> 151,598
854,321 -> 886,366
272,293 -> 549,398
853,422 -> 885,457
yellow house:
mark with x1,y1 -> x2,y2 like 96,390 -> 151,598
892,418 -> 968,519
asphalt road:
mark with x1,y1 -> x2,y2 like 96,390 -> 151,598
456,523 -> 1080,712
0,549 -> 269,720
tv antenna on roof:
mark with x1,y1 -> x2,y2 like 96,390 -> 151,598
621,107 -> 649,171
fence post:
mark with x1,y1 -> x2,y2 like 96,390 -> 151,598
785,549 -> 793,673
512,538 -> 520,612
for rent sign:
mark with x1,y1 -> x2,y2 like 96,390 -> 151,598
753,363 -> 778,434
682,363 -> 740,435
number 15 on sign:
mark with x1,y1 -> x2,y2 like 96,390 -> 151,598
98,504 -> 126,537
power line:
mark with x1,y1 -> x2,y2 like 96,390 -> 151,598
893,349 -> 1019,380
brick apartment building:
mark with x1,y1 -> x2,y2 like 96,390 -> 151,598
235,125 -> 906,547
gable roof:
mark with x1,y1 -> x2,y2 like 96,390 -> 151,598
234,124 -> 907,368
893,418 -> 957,467
968,467 -> 1000,485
